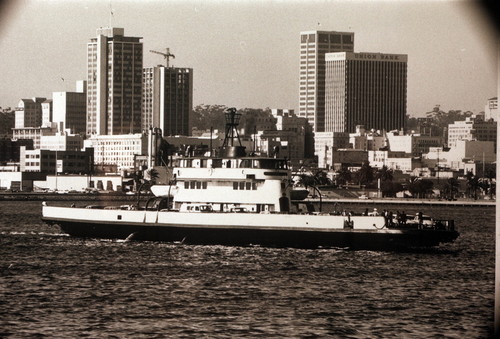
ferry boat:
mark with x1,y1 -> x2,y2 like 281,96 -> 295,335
41,108 -> 459,250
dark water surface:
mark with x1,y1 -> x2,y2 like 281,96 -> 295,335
0,201 -> 494,338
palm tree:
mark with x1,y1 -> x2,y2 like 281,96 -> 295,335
407,177 -> 434,199
406,177 -> 420,198
442,178 -> 459,200
419,179 -> 434,198
313,169 -> 332,186
466,171 -> 481,200
335,166 -> 352,186
297,173 -> 316,189
355,162 -> 374,187
380,181 -> 403,198
376,165 -> 393,182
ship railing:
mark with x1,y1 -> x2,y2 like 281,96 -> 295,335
432,219 -> 455,231
388,219 -> 455,231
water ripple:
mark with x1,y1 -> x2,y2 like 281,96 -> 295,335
0,201 -> 494,338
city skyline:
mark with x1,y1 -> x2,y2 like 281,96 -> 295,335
0,0 -> 497,117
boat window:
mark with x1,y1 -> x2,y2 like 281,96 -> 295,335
190,181 -> 196,189
233,182 -> 239,190
245,182 -> 251,190
252,182 -> 257,190
196,181 -> 201,189
202,182 -> 207,189
184,182 -> 189,189
239,182 -> 245,190
212,159 -> 222,168
239,159 -> 252,168
256,159 -> 287,169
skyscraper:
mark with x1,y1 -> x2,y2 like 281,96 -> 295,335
52,81 -> 87,135
86,27 -> 143,135
325,52 -> 407,133
15,97 -> 46,128
142,66 -> 193,136
299,30 -> 354,133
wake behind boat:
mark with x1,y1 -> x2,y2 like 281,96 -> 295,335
41,108 -> 459,250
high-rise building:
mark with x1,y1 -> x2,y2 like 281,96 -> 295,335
86,27 -> 143,135
52,81 -> 87,135
41,99 -> 53,127
142,66 -> 193,136
324,52 -> 407,133
15,97 -> 46,128
84,134 -> 148,170
299,31 -> 354,132
447,116 -> 497,148
484,97 -> 498,121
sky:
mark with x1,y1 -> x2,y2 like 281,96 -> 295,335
0,0 -> 497,117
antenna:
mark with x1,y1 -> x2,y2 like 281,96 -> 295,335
150,48 -> 175,67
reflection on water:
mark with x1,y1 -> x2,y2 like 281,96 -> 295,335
0,201 -> 494,338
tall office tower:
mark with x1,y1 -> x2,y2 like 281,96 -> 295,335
15,97 -> 47,128
299,31 -> 354,132
41,99 -> 53,127
325,52 -> 407,133
484,97 -> 498,121
52,81 -> 87,134
86,27 -> 143,135
142,66 -> 193,136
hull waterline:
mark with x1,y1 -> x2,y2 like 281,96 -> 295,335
42,208 -> 459,251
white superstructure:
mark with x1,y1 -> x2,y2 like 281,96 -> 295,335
152,156 -> 291,213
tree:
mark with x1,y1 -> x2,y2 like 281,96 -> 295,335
313,170 -> 332,186
191,104 -> 228,131
238,108 -> 275,135
407,177 -> 434,199
406,177 -> 420,198
441,178 -> 460,200
375,166 -> 402,197
354,162 -> 374,186
335,166 -> 352,186
418,179 -> 434,198
380,181 -> 403,198
466,171 -> 481,200
297,173 -> 316,189
191,105 -> 276,136
420,105 -> 474,137
482,166 -> 496,199
376,165 -> 393,182
297,170 -> 332,188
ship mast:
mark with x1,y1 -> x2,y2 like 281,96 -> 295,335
221,107 -> 246,158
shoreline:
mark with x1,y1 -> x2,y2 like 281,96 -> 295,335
0,192 -> 495,207
0,192 -> 148,202
305,197 -> 495,207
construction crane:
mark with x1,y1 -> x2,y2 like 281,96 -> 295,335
149,48 -> 175,67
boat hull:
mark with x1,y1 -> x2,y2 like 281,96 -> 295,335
42,207 -> 459,250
